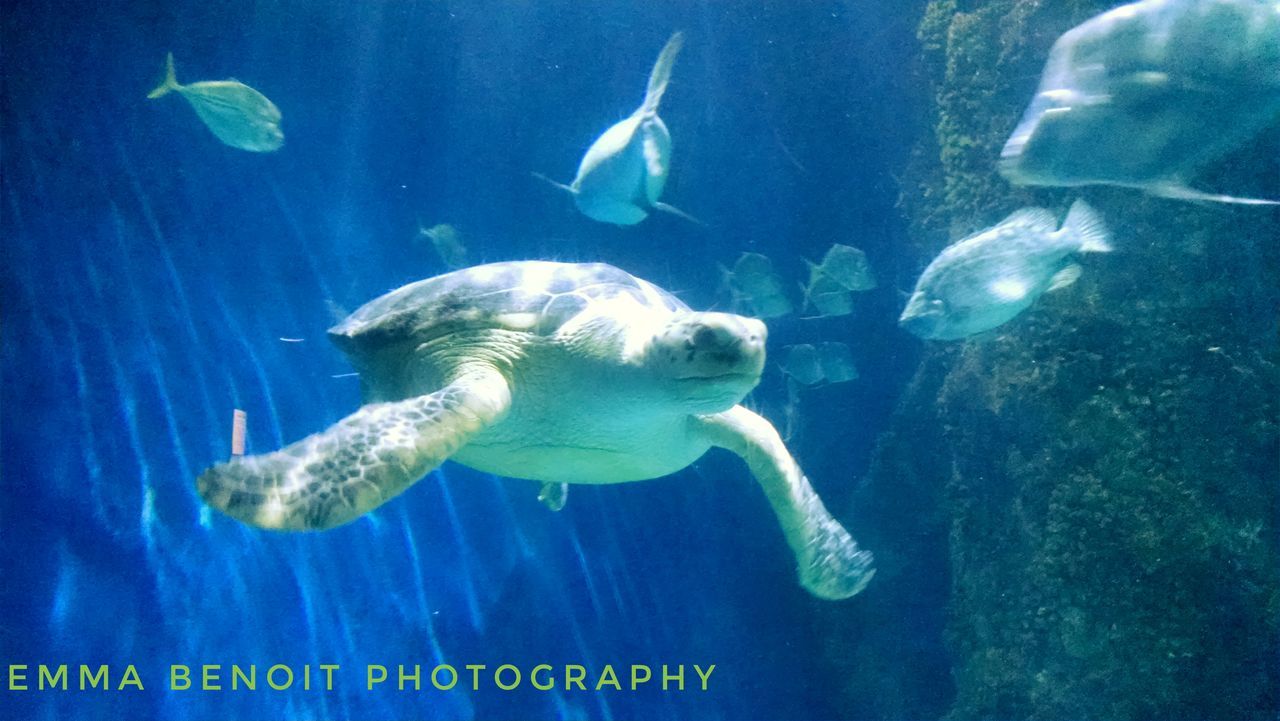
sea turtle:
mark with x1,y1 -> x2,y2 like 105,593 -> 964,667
196,261 -> 874,600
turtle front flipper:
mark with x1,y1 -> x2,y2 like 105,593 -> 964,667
197,366 -> 512,531
697,405 -> 875,600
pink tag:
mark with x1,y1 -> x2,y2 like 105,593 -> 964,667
231,409 -> 247,457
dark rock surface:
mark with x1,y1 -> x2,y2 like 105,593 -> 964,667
826,2 -> 1280,718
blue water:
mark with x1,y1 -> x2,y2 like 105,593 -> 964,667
1,2 -> 928,719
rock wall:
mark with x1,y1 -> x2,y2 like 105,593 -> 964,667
829,2 -> 1280,718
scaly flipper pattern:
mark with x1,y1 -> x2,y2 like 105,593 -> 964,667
699,405 -> 875,600
197,365 -> 511,531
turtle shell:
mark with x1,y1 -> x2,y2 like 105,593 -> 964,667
329,261 -> 688,359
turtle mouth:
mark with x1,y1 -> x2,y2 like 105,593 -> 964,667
675,370 -> 762,383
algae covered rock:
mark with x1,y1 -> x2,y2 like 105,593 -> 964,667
829,0 -> 1280,718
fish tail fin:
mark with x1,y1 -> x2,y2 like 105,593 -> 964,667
1153,183 -> 1280,206
531,171 -> 575,195
651,200 -> 705,226
147,52 -> 180,99
642,32 -> 685,117
1062,199 -> 1112,253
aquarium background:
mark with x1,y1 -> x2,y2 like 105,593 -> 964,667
2,1 -> 1277,721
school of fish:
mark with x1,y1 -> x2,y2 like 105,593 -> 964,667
147,0 -> 1278,352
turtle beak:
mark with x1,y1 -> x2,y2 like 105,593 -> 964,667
683,313 -> 766,380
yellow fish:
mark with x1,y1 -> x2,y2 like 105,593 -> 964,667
148,53 -> 284,152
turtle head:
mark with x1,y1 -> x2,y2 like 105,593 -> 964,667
645,312 -> 767,412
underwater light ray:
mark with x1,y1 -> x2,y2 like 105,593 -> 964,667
487,474 -> 535,560
397,507 -> 447,663
53,274 -> 120,532
84,287 -> 156,561
49,541 -> 78,637
207,288 -> 286,449
12,116 -> 50,204
103,132 -> 223,458
2,172 -> 28,242
594,500 -> 658,626
432,466 -> 485,632
565,520 -> 607,620
265,173 -> 337,303
598,559 -> 633,624
60,311 -> 105,491
284,544 -> 335,721
102,204 -> 197,485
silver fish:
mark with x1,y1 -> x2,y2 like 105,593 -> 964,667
781,344 -> 825,386
813,244 -> 876,292
536,33 -> 699,225
900,200 -> 1112,340
815,342 -> 858,384
148,53 -> 283,152
781,342 -> 858,385
800,263 -> 853,318
721,252 -> 793,319
417,222 -> 468,270
1000,0 -> 1280,205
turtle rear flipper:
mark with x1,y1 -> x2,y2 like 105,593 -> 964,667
197,366 -> 511,531
698,405 -> 875,600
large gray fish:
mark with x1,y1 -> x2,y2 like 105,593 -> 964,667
999,0 -> 1280,205
536,33 -> 698,225
148,53 -> 284,153
900,200 -> 1112,340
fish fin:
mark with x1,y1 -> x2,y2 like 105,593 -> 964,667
1061,200 -> 1112,253
530,171 -> 575,195
652,201 -> 705,226
1046,263 -> 1083,292
538,482 -> 568,512
147,52 -> 180,99
1151,183 -> 1280,206
642,32 -> 685,117
997,207 -> 1057,232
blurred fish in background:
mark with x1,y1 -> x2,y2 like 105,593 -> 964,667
720,251 -> 794,318
416,222 -> 468,270
800,243 -> 877,318
999,0 -> 1280,205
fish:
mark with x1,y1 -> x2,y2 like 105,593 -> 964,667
781,344 -> 825,386
899,200 -> 1112,340
148,53 -> 284,153
721,252 -> 793,318
536,32 -> 699,225
538,481 -> 568,512
417,222 -> 468,270
800,263 -> 854,318
781,342 -> 858,385
999,0 -> 1280,205
815,342 -> 858,383
812,244 -> 876,292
